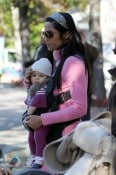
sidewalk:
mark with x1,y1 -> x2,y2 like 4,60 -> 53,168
0,83 -> 28,170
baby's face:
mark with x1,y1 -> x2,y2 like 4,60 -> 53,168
31,71 -> 47,84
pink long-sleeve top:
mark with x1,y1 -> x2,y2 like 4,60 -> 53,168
41,50 -> 88,133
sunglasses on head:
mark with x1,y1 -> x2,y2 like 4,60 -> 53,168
42,31 -> 54,39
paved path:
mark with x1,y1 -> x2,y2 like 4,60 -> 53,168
0,83 -> 29,170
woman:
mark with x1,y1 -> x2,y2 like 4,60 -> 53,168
25,11 -> 90,156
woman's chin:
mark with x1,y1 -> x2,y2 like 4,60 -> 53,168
47,45 -> 54,51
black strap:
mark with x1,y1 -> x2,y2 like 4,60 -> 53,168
56,91 -> 71,105
46,90 -> 81,143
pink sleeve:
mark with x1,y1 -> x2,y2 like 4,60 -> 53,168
41,56 -> 88,126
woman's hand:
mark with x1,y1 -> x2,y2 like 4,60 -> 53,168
0,162 -> 15,175
24,67 -> 32,86
25,67 -> 32,79
25,115 -> 42,129
0,168 -> 11,175
23,67 -> 32,88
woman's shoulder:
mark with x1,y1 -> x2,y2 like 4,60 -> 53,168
65,55 -> 85,65
62,55 -> 86,74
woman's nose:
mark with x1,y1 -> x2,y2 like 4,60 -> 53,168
44,37 -> 49,43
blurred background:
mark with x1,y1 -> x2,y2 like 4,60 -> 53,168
0,0 -> 116,106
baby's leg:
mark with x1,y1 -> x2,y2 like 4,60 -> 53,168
34,126 -> 50,156
32,126 -> 50,169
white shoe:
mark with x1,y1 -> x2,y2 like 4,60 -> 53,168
31,156 -> 44,169
34,156 -> 44,165
26,155 -> 35,167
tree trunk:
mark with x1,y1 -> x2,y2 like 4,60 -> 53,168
11,6 -> 22,56
89,0 -> 106,106
19,3 -> 31,66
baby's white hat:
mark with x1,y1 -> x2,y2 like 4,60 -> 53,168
31,58 -> 52,76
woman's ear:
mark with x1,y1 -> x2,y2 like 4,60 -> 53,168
63,31 -> 70,40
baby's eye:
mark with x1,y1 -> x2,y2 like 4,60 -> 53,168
39,74 -> 44,77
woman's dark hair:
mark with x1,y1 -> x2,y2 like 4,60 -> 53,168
45,12 -> 89,90
107,82 -> 116,137
23,44 -> 53,68
14,169 -> 52,175
107,82 -> 116,111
